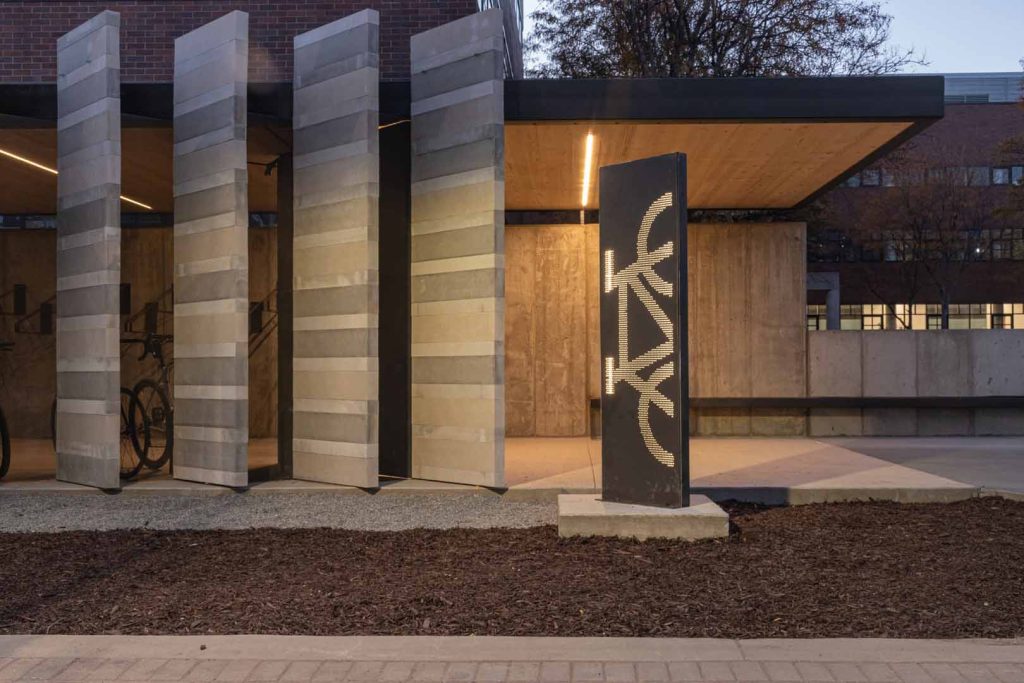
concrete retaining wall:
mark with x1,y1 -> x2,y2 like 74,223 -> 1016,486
808,330 -> 1024,436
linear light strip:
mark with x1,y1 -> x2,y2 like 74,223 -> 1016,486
581,132 -> 595,208
0,147 -> 152,210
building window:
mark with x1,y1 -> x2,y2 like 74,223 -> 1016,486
1013,166 -> 1024,186
840,304 -> 862,330
926,314 -> 943,330
881,170 -> 896,187
861,169 -> 880,187
862,314 -> 883,331
993,239 -> 1012,260
992,313 -> 1014,329
993,168 -> 1011,185
968,167 -> 991,186
845,173 -> 861,188
806,305 -> 826,331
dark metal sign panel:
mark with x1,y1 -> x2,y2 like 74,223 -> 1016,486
599,153 -> 689,508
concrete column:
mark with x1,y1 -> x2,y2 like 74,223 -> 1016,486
172,11 -> 249,488
806,272 -> 840,331
826,288 -> 840,331
55,11 -> 122,490
290,10 -> 380,487
410,9 -> 505,487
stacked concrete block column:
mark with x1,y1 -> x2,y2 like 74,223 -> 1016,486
55,11 -> 122,490
291,10 -> 380,487
409,9 -> 505,487
172,11 -> 250,488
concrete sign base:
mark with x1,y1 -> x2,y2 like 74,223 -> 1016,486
557,494 -> 728,541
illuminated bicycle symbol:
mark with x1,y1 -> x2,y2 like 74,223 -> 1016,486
603,192 -> 676,468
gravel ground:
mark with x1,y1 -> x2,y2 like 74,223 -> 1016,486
0,492 -> 556,532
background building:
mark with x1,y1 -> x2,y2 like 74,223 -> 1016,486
807,72 -> 1024,331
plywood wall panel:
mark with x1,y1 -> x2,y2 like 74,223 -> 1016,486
534,227 -> 587,436
504,227 -> 536,436
506,221 -> 807,437
748,223 -> 807,397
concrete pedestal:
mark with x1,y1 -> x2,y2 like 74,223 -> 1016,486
557,494 -> 729,541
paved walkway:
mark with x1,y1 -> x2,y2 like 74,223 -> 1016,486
1,636 -> 1024,682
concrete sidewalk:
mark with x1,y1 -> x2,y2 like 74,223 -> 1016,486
1,636 -> 1024,681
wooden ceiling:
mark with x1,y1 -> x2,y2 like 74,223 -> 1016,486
1,119 -> 912,214
504,120 -> 913,210
0,127 -> 285,214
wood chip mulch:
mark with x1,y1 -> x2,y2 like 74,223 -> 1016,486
1,497 -> 1023,638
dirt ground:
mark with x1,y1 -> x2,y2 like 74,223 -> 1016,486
1,497 -> 1022,638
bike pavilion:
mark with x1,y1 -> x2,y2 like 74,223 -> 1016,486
0,11 -> 944,491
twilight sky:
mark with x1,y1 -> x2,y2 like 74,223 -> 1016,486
520,0 -> 1024,74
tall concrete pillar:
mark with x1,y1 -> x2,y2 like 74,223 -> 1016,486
291,10 -> 380,487
172,11 -> 249,488
410,9 -> 506,487
55,11 -> 122,490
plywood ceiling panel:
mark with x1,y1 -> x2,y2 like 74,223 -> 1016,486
504,121 -> 912,210
1,119 -> 912,213
0,127 -> 284,214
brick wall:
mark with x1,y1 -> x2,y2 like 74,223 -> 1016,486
0,0 -> 479,82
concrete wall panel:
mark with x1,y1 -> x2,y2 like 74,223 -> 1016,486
410,9 -> 505,486
808,332 -> 862,397
55,11 -> 122,489
172,11 -> 249,488
917,331 -> 972,397
807,330 -> 1024,436
971,331 -> 1024,396
862,333 -> 916,397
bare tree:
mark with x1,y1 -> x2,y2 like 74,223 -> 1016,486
997,59 -> 1024,219
527,0 -> 923,78
816,150 -> 1002,329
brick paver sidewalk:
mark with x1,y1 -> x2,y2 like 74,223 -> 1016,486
1,636 -> 1023,682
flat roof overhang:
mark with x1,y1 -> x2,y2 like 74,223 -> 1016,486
504,76 -> 945,211
0,76 -> 943,214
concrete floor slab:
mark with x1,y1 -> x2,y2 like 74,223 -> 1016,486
508,437 -> 978,504
826,437 -> 1024,493
0,436 -> 1004,505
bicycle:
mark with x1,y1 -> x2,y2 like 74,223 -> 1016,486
123,333 -> 174,471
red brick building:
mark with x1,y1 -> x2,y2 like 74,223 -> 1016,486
0,0 -> 519,83
808,73 -> 1024,330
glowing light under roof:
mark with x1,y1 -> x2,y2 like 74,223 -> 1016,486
581,132 -> 595,208
0,147 -> 153,210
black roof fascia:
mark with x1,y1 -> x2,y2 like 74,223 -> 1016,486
1,75 -> 943,128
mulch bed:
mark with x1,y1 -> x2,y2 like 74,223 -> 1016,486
1,497 -> 1023,638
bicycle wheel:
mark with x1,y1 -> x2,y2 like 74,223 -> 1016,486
0,405 -> 10,480
120,387 -> 144,480
133,378 -> 172,469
